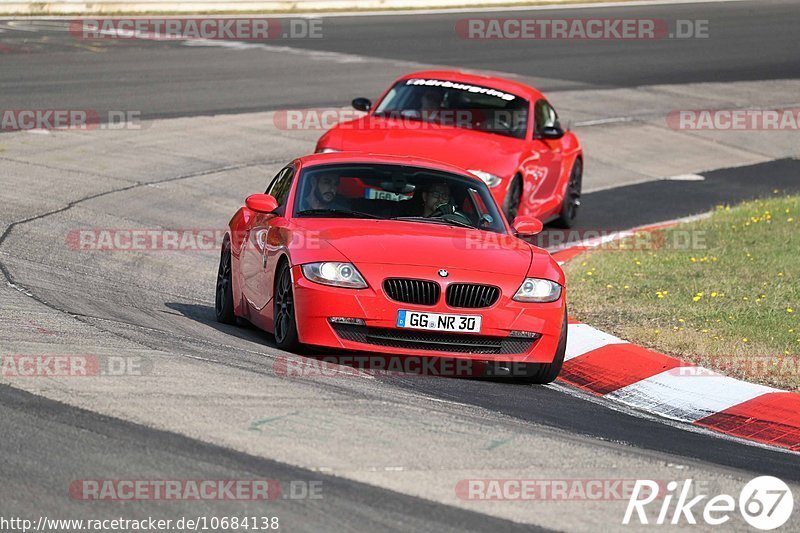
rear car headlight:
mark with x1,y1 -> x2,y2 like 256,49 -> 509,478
513,278 -> 562,303
301,262 -> 367,289
468,169 -> 503,188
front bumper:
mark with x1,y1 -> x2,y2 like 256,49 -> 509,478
291,263 -> 565,363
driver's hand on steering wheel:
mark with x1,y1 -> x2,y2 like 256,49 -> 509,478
428,202 -> 456,217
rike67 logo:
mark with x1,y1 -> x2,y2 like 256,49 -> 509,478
624,476 -> 794,529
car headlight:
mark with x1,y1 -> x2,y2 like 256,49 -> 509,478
301,262 -> 367,289
513,278 -> 562,303
316,147 -> 341,154
468,169 -> 503,188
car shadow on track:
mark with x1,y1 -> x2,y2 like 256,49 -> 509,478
164,302 -> 527,383
165,301 -> 278,346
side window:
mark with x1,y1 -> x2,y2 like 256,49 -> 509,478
266,166 -> 295,215
534,99 -> 559,137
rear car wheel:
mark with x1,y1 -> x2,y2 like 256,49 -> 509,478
493,309 -> 568,384
273,260 -> 300,351
215,240 -> 237,324
503,175 -> 523,224
553,158 -> 582,229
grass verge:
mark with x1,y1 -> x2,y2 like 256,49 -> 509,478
564,193 -> 799,390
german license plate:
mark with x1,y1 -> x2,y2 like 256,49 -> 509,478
396,310 -> 482,333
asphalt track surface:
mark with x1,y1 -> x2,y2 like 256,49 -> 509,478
1,1 -> 800,531
0,384 -> 543,532
0,0 -> 798,120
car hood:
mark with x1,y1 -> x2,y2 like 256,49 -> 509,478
332,117 -> 522,176
292,218 -> 533,276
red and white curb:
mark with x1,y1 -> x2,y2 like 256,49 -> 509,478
550,221 -> 800,453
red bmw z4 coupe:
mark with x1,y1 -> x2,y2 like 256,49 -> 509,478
215,153 -> 567,383
315,70 -> 583,227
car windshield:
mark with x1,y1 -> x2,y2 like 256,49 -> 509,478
372,78 -> 529,139
294,163 -> 507,234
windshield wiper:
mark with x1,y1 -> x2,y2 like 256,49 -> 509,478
297,208 -> 381,219
391,216 -> 476,230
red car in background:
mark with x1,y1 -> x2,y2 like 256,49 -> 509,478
315,70 -> 583,226
216,153 -> 568,383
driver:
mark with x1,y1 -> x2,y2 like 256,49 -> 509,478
303,172 -> 344,210
422,182 -> 452,217
420,90 -> 443,111
419,90 -> 444,121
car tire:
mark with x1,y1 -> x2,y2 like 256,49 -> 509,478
273,260 -> 301,351
495,309 -> 568,384
215,239 -> 237,325
553,158 -> 582,229
502,175 -> 523,224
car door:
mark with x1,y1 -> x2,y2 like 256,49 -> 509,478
520,99 -> 564,216
240,166 -> 294,311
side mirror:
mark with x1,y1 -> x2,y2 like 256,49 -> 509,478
352,97 -> 372,112
245,194 -> 278,213
512,216 -> 543,236
539,124 -> 565,140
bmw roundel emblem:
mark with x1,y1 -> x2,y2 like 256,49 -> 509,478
438,269 -> 449,278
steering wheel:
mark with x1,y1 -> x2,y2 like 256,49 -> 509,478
428,203 -> 473,225
495,116 -> 512,131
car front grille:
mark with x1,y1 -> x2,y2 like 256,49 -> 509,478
383,278 -> 440,306
445,283 -> 501,308
331,323 -> 537,355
